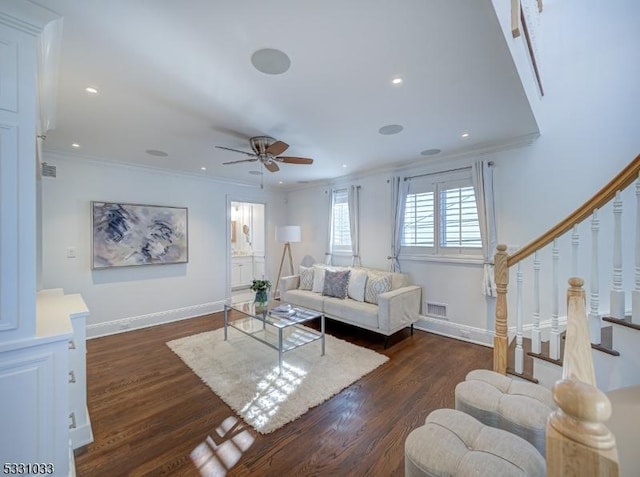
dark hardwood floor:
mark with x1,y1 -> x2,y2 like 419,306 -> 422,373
75,314 -> 492,477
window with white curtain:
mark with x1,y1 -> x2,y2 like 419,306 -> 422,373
331,188 -> 352,252
402,169 -> 481,256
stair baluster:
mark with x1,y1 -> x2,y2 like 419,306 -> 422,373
611,191 -> 625,319
531,251 -> 542,354
515,262 -> 524,374
589,209 -> 602,344
571,224 -> 579,276
550,239 -> 561,360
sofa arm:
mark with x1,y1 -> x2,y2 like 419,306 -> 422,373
377,285 -> 422,334
280,275 -> 300,293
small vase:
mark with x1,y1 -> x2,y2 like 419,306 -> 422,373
254,289 -> 268,306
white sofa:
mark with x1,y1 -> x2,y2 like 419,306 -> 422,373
280,265 -> 421,340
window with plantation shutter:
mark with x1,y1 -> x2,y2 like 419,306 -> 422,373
402,169 -> 481,257
331,188 -> 351,252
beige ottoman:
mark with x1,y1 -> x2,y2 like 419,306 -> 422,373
455,369 -> 555,456
405,408 -> 545,477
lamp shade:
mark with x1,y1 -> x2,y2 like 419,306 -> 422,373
275,225 -> 301,243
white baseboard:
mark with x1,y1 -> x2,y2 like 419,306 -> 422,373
86,300 -> 226,339
415,316 -> 493,347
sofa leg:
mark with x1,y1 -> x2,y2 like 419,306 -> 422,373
384,336 -> 389,349
411,323 -> 414,336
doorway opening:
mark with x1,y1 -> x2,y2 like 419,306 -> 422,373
230,201 -> 266,304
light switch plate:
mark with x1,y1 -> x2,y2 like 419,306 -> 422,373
66,246 -> 76,258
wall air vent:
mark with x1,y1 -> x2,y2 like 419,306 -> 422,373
41,162 -> 56,178
425,301 -> 447,319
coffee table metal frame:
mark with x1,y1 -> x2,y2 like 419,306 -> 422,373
224,300 -> 325,373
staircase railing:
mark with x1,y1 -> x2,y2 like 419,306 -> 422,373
493,153 -> 640,377
493,154 -> 640,476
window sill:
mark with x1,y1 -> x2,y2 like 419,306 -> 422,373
399,254 -> 484,266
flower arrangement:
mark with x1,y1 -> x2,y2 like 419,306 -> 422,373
250,279 -> 271,292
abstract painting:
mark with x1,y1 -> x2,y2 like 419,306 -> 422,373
92,202 -> 188,269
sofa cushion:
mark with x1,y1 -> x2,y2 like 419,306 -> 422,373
365,271 -> 392,304
348,268 -> 368,302
389,272 -> 409,290
405,408 -> 545,477
299,265 -> 314,290
324,297 -> 379,329
311,265 -> 326,293
282,289 -> 325,312
455,369 -> 555,457
323,269 -> 350,299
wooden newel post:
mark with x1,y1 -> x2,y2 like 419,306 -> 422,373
493,244 -> 509,375
546,278 -> 619,477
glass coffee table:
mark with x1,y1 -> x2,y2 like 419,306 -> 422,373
223,300 -> 325,373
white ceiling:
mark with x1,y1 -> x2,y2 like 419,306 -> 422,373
34,0 -> 538,189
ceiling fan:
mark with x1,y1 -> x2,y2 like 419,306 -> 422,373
216,136 -> 314,173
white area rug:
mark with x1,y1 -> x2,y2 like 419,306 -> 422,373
167,326 -> 388,434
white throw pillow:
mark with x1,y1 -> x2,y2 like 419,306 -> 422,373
311,265 -> 326,293
348,268 -> 368,302
364,271 -> 392,305
299,266 -> 314,290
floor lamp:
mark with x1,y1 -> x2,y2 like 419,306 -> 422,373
274,225 -> 301,299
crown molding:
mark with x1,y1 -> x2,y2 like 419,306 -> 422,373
0,1 -> 60,36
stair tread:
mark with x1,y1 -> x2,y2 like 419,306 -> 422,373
527,326 -> 619,366
603,315 -> 640,331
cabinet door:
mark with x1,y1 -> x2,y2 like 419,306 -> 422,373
253,256 -> 265,280
239,259 -> 253,285
231,263 -> 242,287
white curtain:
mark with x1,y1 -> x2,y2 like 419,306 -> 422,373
348,185 -> 361,266
389,176 -> 409,272
325,189 -> 333,265
472,161 -> 498,297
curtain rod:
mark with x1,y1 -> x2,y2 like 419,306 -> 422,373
403,161 -> 493,181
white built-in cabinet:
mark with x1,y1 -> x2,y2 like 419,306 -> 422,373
231,255 -> 266,288
0,3 -> 86,476
232,256 -> 254,288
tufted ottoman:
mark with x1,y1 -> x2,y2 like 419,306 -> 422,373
454,369 -> 555,456
405,408 -> 545,477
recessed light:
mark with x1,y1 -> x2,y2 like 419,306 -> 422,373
379,124 -> 404,135
278,181 -> 283,185
71,143 -> 81,148
85,87 -> 98,94
251,48 -> 291,75
391,77 -> 403,85
145,149 -> 169,157
201,167 -> 207,171
342,164 -> 348,168
421,148 -> 441,156
461,132 -> 470,138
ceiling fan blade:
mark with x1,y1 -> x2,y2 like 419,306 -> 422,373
266,140 -> 289,156
264,161 -> 280,173
222,158 -> 258,165
215,145 -> 257,157
275,156 -> 314,165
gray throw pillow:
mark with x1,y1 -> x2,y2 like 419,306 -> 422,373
299,265 -> 314,290
322,269 -> 351,299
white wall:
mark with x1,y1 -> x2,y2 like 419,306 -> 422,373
41,153 -> 286,337
285,158 -> 491,345
490,0 -> 640,323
